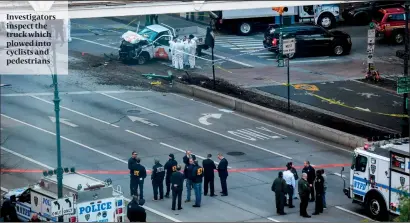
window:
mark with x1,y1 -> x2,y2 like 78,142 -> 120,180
155,35 -> 171,47
374,11 -> 386,22
137,28 -> 158,42
354,155 -> 368,172
295,29 -> 312,36
387,13 -> 405,22
302,5 -> 314,16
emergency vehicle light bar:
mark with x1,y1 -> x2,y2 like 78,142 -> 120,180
43,167 -> 76,177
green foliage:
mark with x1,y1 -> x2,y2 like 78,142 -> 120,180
394,187 -> 410,222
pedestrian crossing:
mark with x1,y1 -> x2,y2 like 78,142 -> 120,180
214,35 -> 276,60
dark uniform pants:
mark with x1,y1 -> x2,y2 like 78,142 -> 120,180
165,175 -> 171,196
152,179 -> 164,200
314,194 -> 323,213
275,192 -> 285,214
204,176 -> 215,196
220,175 -> 228,195
131,177 -> 144,199
299,194 -> 309,216
286,185 -> 294,207
308,182 -> 315,200
172,188 -> 183,209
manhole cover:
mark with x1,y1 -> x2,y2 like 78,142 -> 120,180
127,110 -> 141,114
227,151 -> 245,156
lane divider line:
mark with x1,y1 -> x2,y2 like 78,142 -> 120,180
267,217 -> 280,222
335,206 -> 377,222
30,95 -> 120,128
100,93 -> 292,160
0,146 -> 182,222
125,129 -> 152,140
1,90 -> 151,97
160,143 -> 232,169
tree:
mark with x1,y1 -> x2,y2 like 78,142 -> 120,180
394,187 -> 410,222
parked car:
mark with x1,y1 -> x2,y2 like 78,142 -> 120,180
342,1 -> 404,25
373,7 -> 408,44
262,24 -> 351,59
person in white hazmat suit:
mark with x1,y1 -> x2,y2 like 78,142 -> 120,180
187,34 -> 198,69
174,39 -> 185,70
183,37 -> 190,68
169,38 -> 177,68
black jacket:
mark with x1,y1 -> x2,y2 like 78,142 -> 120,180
128,157 -> 137,175
302,165 -> 316,183
217,158 -> 228,178
314,175 -> 324,195
164,159 -> 178,176
151,163 -> 165,182
0,200 -> 19,222
271,177 -> 287,194
132,163 -> 147,179
183,155 -> 197,166
184,164 -> 194,180
192,165 -> 204,183
202,158 -> 216,178
127,199 -> 147,222
291,167 -> 299,181
171,171 -> 184,190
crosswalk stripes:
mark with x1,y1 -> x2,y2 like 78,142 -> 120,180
214,35 -> 276,60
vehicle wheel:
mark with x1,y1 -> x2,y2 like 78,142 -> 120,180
238,22 -> 252,35
393,32 -> 404,44
318,13 -> 336,29
365,194 -> 388,221
332,44 -> 344,56
137,53 -> 149,65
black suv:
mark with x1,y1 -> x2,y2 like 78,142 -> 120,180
263,24 -> 352,59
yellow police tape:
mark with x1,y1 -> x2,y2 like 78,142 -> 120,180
282,83 -> 409,118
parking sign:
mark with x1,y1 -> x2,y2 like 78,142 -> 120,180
282,38 -> 295,55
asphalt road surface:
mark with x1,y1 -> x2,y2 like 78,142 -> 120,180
255,80 -> 405,132
1,71 -> 375,222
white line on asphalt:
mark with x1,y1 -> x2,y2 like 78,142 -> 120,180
267,59 -> 337,63
0,146 -> 182,222
230,46 -> 264,50
333,173 -> 346,178
216,41 -> 262,45
72,37 -> 120,50
350,79 -> 402,98
170,93 -> 353,154
267,217 -> 280,222
100,93 -> 292,159
1,90 -> 150,97
1,114 -> 126,164
201,51 -> 254,68
125,129 -> 152,140
250,52 -> 273,56
160,142 -> 232,169
335,206 -> 376,222
30,96 -> 120,128
218,43 -> 262,47
258,55 -> 274,58
1,187 -> 9,193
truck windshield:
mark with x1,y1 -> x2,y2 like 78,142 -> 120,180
351,154 -> 356,170
374,11 -> 385,22
138,28 -> 158,42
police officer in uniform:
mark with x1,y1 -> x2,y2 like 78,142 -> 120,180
132,158 -> 147,200
312,170 -> 324,215
202,154 -> 217,196
164,153 -> 178,198
151,159 -> 165,201
127,196 -> 147,222
171,165 -> 184,210
302,161 -> 316,202
298,173 -> 311,218
192,160 -> 204,207
128,151 -> 138,196
271,171 -> 287,215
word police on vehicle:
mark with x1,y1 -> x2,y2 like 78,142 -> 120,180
78,201 -> 113,215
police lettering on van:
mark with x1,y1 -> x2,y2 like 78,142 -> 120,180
77,198 -> 115,222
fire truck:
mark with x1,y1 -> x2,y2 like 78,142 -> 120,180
2,170 -> 126,222
340,137 -> 410,221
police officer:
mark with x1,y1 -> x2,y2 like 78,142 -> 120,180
272,171 -> 287,215
312,170 -> 324,215
128,151 -> 138,196
217,153 -> 229,196
191,160 -> 204,207
183,158 -> 194,202
1,195 -> 18,222
171,165 -> 184,210
298,173 -> 311,218
132,158 -> 147,200
183,150 -> 192,166
202,154 -> 216,196
164,153 -> 178,198
302,160 -> 316,202
127,196 -> 147,222
152,159 -> 165,201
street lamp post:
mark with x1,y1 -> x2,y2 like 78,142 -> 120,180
403,4 -> 409,137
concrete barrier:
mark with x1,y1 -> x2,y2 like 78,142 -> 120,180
173,81 -> 367,149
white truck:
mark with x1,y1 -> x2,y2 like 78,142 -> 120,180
211,4 -> 342,35
118,23 -> 207,65
340,138 -> 410,221
2,172 -> 126,222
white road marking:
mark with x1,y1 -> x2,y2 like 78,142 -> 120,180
49,116 -> 79,128
160,143 -> 232,168
333,173 -> 346,178
128,115 -> 159,127
198,113 -> 222,125
256,127 -> 287,138
0,146 -> 182,222
171,93 -> 353,154
250,52 -> 273,56
268,59 -> 338,63
335,206 -> 376,222
125,129 -> 152,140
100,93 -> 292,159
31,95 -> 120,128
72,37 -> 120,50
201,51 -> 254,68
267,217 -> 280,222
258,55 -> 274,58
219,43 -> 262,47
230,46 -> 264,50
0,90 -> 150,97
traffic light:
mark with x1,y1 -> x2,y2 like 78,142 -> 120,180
272,7 -> 288,15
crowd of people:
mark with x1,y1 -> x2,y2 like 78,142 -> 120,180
272,161 -> 328,218
168,35 -> 198,70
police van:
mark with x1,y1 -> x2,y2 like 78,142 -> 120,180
341,137 -> 409,221
2,171 -> 126,222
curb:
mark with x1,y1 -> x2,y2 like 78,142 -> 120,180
173,81 -> 368,149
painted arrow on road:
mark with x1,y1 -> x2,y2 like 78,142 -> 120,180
128,116 -> 158,127
354,107 -> 371,112
198,113 -> 222,125
49,116 -> 78,127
